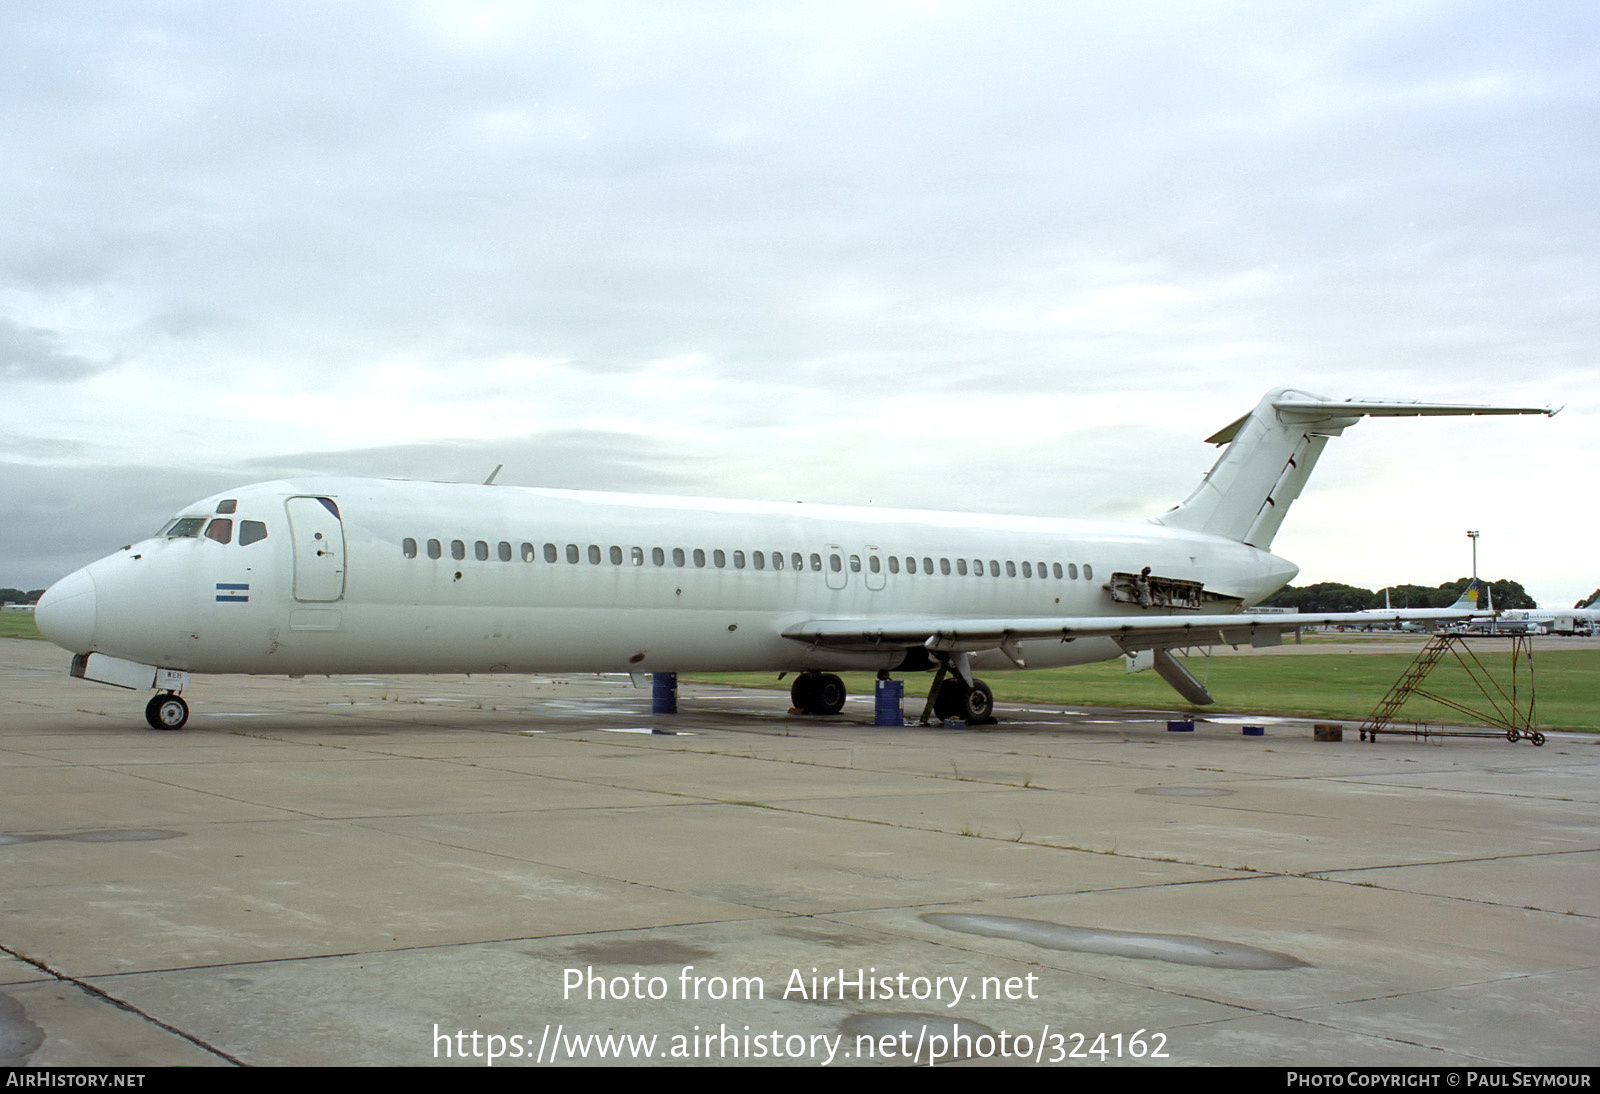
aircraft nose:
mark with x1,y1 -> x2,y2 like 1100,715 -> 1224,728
35,568 -> 97,653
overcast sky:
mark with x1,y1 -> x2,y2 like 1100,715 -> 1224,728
3,1 -> 1595,606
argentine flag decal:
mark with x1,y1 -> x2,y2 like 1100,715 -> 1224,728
216,583 -> 249,603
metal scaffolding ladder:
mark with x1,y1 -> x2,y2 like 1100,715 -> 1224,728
1358,633 -> 1543,746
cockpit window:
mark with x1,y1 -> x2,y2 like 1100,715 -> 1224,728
162,517 -> 206,538
204,518 -> 233,544
239,520 -> 269,546
216,499 -> 238,515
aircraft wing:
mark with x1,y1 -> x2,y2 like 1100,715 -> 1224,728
783,608 -> 1487,705
783,609 -> 1483,653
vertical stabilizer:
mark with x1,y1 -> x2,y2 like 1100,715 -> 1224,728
1152,389 -> 1553,548
1449,579 -> 1486,612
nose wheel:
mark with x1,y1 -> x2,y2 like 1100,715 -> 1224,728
144,692 -> 190,731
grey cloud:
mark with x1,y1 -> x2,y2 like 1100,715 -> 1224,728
0,321 -> 105,381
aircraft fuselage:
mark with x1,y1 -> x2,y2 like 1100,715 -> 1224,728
40,477 -> 1297,680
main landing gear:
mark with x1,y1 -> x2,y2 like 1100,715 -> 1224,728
918,652 -> 998,726
931,677 -> 995,724
144,692 -> 189,731
790,671 -> 847,716
788,666 -> 998,726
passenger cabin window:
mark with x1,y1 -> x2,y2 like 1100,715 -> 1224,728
567,544 -> 580,564
428,538 -> 442,559
652,547 -> 665,566
1068,563 -> 1078,579
588,545 -> 602,565
522,543 -> 536,562
403,537 -> 418,558
1083,564 -> 1093,580
609,546 -> 623,565
475,541 -> 489,561
631,546 -> 645,566
499,541 -> 512,562
452,540 -> 466,561
545,543 -> 558,563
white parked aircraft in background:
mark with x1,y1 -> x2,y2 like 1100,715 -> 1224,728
1484,595 -> 1600,636
34,388 -> 1551,730
1352,581 -> 1488,632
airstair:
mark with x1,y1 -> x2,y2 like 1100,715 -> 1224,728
1358,633 -> 1543,745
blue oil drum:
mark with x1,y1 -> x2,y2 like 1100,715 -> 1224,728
652,672 -> 678,714
874,679 -> 904,726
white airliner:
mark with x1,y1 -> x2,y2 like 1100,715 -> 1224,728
33,388 -> 1551,730
1484,597 -> 1600,636
1351,581 -> 1487,631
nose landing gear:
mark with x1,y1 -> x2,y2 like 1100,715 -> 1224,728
144,692 -> 190,731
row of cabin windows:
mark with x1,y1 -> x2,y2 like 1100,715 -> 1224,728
399,537 -> 1093,582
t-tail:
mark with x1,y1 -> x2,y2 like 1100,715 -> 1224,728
1152,388 -> 1554,548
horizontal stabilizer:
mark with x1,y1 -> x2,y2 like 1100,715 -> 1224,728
1271,396 -> 1556,421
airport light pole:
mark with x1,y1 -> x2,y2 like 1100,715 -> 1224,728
1467,530 -> 1479,582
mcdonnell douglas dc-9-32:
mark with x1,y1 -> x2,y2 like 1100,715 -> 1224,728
33,388 -> 1552,730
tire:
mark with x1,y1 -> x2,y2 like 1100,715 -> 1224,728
812,673 -> 847,716
934,679 -> 996,725
145,693 -> 189,731
963,679 -> 995,724
790,674 -> 816,712
934,679 -> 964,721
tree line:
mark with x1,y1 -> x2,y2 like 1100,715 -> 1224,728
1259,577 -> 1538,613
1,589 -> 46,605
